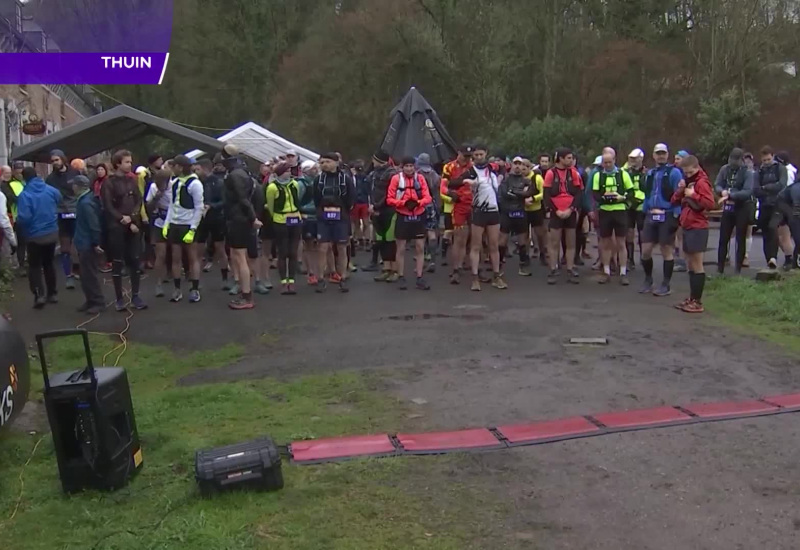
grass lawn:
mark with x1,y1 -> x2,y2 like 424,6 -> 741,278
705,273 -> 800,350
0,335 -> 504,550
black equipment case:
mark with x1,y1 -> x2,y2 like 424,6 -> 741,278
37,329 -> 142,493
195,436 -> 284,496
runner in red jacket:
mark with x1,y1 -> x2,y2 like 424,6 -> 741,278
671,155 -> 715,313
386,157 -> 433,290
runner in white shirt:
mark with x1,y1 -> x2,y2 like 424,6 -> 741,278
463,144 -> 507,291
145,169 -> 173,297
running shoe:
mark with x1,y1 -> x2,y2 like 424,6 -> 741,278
478,271 -> 492,284
307,274 -> 319,286
315,279 -> 327,293
264,280 -> 274,290
329,273 -> 343,284
254,281 -> 270,295
627,259 -> 635,272
597,273 -> 611,284
362,262 -> 379,273
115,299 -> 127,312
280,283 -> 290,295
449,272 -> 460,285
674,297 -> 692,310
492,275 -> 508,290
65,275 -> 76,290
546,270 -> 558,285
189,289 -> 201,303
203,261 -> 213,273
86,305 -> 105,315
518,267 -> 532,277
373,271 -> 390,283
229,297 -> 255,310
416,277 -> 430,290
46,293 -> 59,304
426,262 -> 436,274
77,302 -> 90,313
742,256 -> 750,268
386,272 -> 400,283
131,295 -> 148,310
99,263 -> 112,274
638,278 -> 653,294
471,278 -> 481,292
221,280 -> 232,291
567,268 -> 580,284
674,259 -> 688,273
620,274 -> 630,286
681,299 -> 704,313
652,284 -> 672,297
348,262 -> 358,273
228,282 -> 240,296
287,282 -> 297,295
397,276 -> 408,290
155,282 -> 165,297
33,294 -> 46,309
170,289 -> 183,303
339,279 -> 349,293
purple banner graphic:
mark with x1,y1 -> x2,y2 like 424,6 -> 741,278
0,52 -> 170,85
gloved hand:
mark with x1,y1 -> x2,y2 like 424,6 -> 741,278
162,223 -> 169,239
182,229 -> 196,244
405,199 -> 419,211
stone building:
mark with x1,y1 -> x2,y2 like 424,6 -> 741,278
0,0 -> 101,166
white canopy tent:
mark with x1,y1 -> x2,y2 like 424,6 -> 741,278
185,122 -> 319,164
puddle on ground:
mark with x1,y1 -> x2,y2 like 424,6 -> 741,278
385,313 -> 486,321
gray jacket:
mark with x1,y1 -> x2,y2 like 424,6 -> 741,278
714,164 -> 753,202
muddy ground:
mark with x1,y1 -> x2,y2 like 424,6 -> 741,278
6,229 -> 800,549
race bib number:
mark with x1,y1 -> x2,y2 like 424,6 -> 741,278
59,213 -> 76,220
285,216 -> 301,226
723,202 -> 735,213
323,207 -> 341,221
651,212 -> 666,223
405,215 -> 420,222
508,210 -> 525,219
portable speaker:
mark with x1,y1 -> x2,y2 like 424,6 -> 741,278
37,329 -> 142,493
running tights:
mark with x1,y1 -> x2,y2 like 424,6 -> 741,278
718,205 -> 751,271
274,224 -> 301,281
107,228 -> 141,300
27,241 -> 57,298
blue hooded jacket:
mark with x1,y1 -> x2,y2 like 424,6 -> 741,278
16,177 -> 62,239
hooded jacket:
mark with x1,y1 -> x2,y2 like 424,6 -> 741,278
714,164 -> 754,203
754,161 -> 787,207
15,177 -> 62,239
223,161 -> 257,226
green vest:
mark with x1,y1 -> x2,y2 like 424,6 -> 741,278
624,168 -> 646,211
593,171 -> 631,212
8,179 -> 23,219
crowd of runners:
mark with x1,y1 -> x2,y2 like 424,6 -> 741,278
1,140 -> 798,314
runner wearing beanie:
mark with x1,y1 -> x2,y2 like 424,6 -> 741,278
313,152 -> 355,293
266,162 -> 303,294
672,155 -> 715,313
386,157 -> 432,290
45,148 -> 79,289
714,147 -> 754,275
298,160 -> 320,285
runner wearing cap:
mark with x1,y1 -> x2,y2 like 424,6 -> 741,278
640,143 -> 684,296
672,155 -> 715,313
714,147 -> 754,275
144,168 -> 173,297
499,156 -> 534,277
623,148 -> 647,271
442,144 -> 475,284
544,147 -> 584,284
592,151 -> 634,285
163,155 -> 204,303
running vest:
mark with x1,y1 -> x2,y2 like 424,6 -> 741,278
271,180 -> 301,214
7,180 -> 23,220
319,171 -> 348,202
644,167 -> 674,202
625,168 -> 646,211
595,171 -> 628,211
395,173 -> 423,201
171,175 -> 200,210
551,167 -> 581,196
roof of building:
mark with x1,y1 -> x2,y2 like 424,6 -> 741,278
185,122 -> 319,164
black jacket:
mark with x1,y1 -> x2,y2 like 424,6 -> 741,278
223,164 -> 256,225
202,172 -> 226,220
498,173 -> 533,212
369,165 -> 396,210
46,167 -> 79,214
